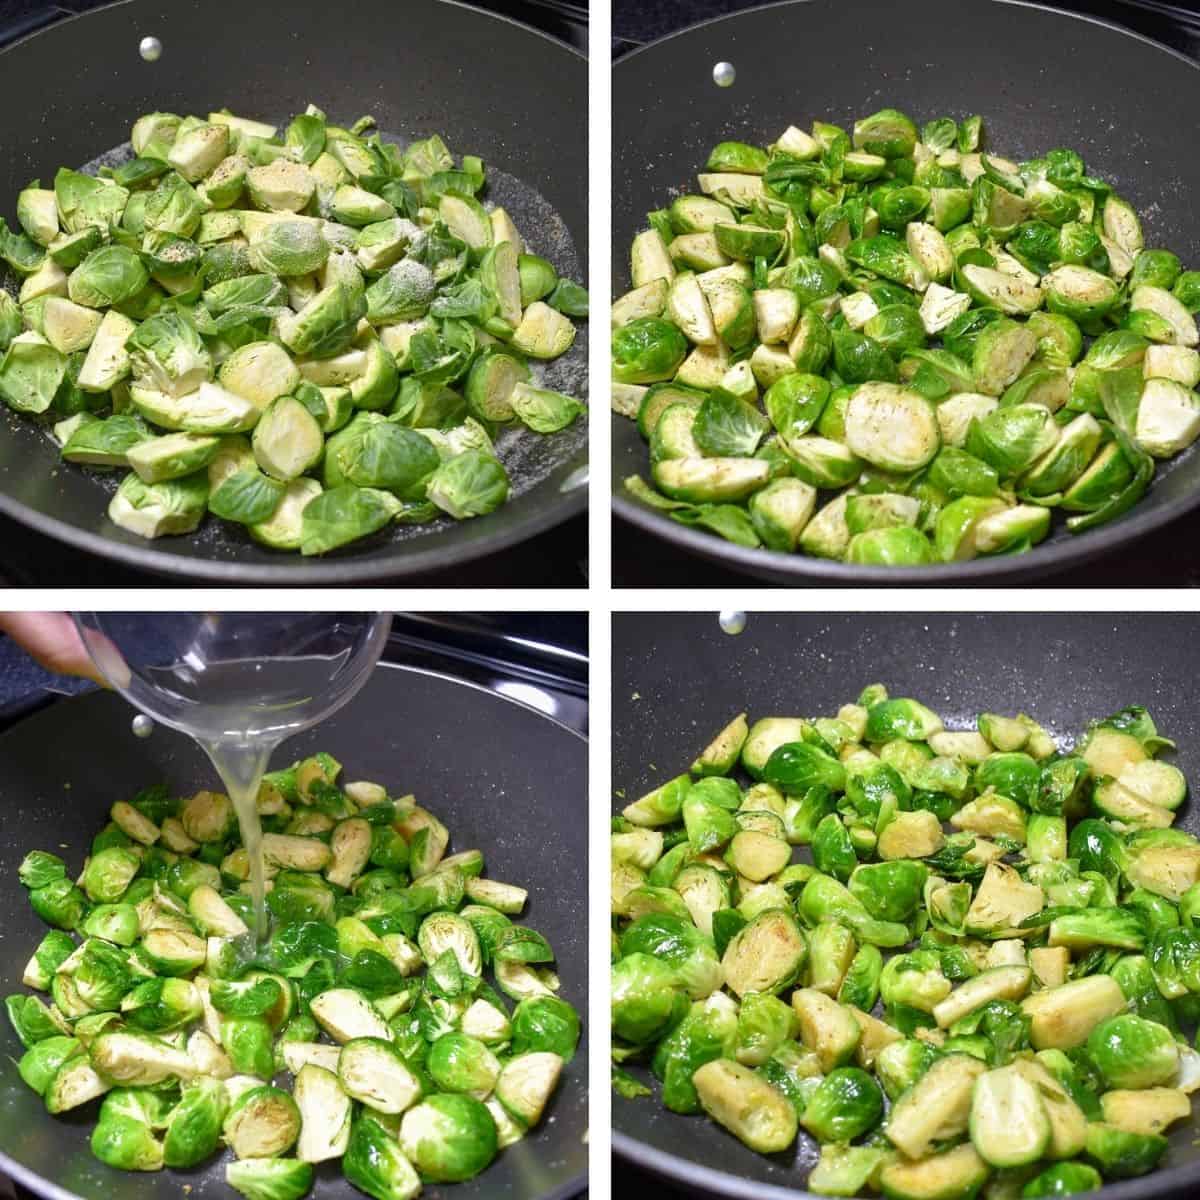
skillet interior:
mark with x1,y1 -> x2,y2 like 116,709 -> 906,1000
0,661 -> 589,1200
612,611 -> 1200,1198
611,0 -> 1200,584
0,0 -> 588,583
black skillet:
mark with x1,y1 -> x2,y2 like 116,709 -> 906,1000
612,611 -> 1200,1198
0,0 -> 588,584
611,0 -> 1200,585
0,661 -> 588,1200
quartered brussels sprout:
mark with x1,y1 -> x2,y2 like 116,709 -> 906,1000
618,111 -> 1200,563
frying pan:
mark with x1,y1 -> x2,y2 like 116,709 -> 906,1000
612,611 -> 1200,1198
611,0 -> 1200,584
0,0 -> 588,584
0,660 -> 588,1200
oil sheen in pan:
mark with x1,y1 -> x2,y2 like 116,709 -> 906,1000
0,127 -> 588,557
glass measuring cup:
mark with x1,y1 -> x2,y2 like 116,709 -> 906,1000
73,611 -> 392,937
72,612 -> 392,741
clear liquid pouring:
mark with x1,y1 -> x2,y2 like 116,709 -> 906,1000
74,614 -> 392,947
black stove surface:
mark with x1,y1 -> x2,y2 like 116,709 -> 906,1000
0,0 -> 588,589
612,0 -> 1200,587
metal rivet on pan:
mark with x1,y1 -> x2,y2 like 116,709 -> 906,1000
713,61 -> 736,88
139,36 -> 162,62
131,713 -> 154,738
560,465 -> 588,493
719,610 -> 747,635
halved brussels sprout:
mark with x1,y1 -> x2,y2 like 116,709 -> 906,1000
398,1093 -> 498,1182
310,988 -> 393,1044
223,1085 -> 301,1160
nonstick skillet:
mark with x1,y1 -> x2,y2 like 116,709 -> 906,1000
0,0 -> 588,584
612,611 -> 1200,1198
611,0 -> 1200,585
0,660 -> 588,1200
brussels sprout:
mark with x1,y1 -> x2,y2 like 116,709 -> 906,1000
838,943 -> 884,1012
694,392 -> 768,457
645,992 -> 733,1112
44,1052 -> 111,1113
1085,1123 -> 1168,1179
223,1085 -> 301,1159
5,993 -> 60,1048
157,1076 -> 228,1168
1135,377 -> 1200,457
340,1116 -> 421,1200
791,987 -> 861,1072
90,1030 -> 198,1086
91,1107 -> 165,1172
762,740 -> 846,794
881,1143 -> 991,1200
398,1093 -> 497,1182
692,1058 -> 797,1153
19,849 -> 69,891
334,1037 -> 421,1117
1022,1162 -> 1103,1198
874,1037 -> 939,1102
1043,265 -> 1119,321
279,282 -> 365,360
621,912 -> 720,999
310,987 -> 394,1044
1086,1014 -> 1178,1089
122,977 -> 202,1032
483,1051 -> 557,1130
613,317 -> 689,384
1022,975 -> 1126,1050
0,332 -> 71,415
423,1031 -> 499,1099
79,846 -> 140,904
844,383 -> 940,472
810,1145 -> 891,1198
803,1066 -> 884,1142
850,860 -> 927,923
612,953 -> 682,1045
854,109 -> 918,158
18,1034 -> 81,1097
279,1062 -> 350,1165
425,451 -> 510,520
226,1159 -> 314,1200
969,1063 -> 1051,1167
886,1053 -> 986,1159
1101,1087 -> 1191,1138
853,500 -> 935,556
21,928 -> 76,990
510,300 -> 576,360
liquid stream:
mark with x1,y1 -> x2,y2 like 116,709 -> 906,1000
140,656 -> 346,948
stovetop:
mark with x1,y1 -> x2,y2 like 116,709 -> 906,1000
0,612 -> 588,736
613,0 -> 1200,57
612,0 -> 1200,587
0,0 -> 588,588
